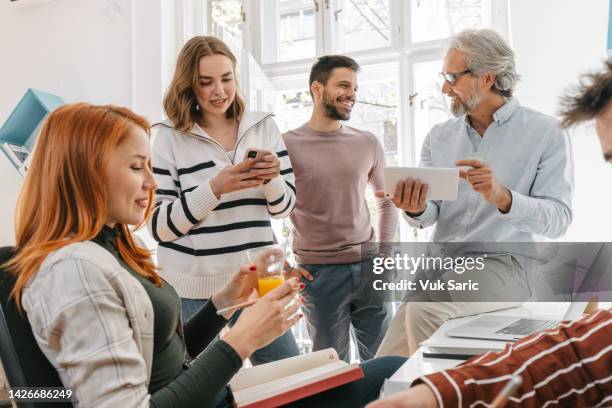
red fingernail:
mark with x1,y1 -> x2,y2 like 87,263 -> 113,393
249,265 -> 257,271
298,282 -> 305,289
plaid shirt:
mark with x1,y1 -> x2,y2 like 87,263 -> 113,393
23,241 -> 155,407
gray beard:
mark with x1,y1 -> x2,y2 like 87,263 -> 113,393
450,87 -> 481,117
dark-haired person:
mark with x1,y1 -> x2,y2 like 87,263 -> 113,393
283,55 -> 398,362
376,28 -> 574,358
367,61 -> 612,408
559,61 -> 612,162
7,102 -> 405,408
149,36 -> 302,365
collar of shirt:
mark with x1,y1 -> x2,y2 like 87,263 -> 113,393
463,97 -> 520,132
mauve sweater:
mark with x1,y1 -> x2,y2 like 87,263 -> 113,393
283,124 -> 398,265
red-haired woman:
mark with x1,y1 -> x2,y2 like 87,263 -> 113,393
5,103 -> 404,407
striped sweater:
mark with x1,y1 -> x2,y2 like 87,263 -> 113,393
148,112 -> 296,298
415,308 -> 612,407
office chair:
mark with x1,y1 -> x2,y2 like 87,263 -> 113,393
0,246 -> 72,407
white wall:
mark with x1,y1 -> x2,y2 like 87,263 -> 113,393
0,0 -> 165,245
510,0 -> 612,241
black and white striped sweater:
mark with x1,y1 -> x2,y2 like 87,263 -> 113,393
148,112 -> 296,298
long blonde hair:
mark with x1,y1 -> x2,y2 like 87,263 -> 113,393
164,36 -> 245,132
5,103 -> 161,310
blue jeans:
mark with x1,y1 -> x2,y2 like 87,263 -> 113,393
299,259 -> 392,362
211,356 -> 406,408
181,298 -> 300,365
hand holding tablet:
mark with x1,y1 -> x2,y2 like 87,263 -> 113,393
382,167 -> 460,201
381,158 -> 513,214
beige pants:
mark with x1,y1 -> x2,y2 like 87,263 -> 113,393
376,255 -> 529,357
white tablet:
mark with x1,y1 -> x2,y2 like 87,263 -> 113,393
383,167 -> 459,201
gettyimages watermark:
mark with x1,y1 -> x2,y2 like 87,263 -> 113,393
358,242 -> 612,303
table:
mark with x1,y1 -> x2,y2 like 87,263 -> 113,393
388,302 -> 568,386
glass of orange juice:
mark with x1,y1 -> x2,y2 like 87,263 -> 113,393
246,245 -> 286,296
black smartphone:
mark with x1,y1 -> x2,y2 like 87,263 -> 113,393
243,148 -> 271,162
422,347 -> 474,361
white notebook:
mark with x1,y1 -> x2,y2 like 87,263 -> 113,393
230,348 -> 364,408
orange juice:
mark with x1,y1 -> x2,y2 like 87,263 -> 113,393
258,276 -> 284,296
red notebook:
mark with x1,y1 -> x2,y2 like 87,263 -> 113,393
229,348 -> 364,408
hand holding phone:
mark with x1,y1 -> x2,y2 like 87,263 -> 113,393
209,159 -> 263,198
243,148 -> 280,183
243,148 -> 272,162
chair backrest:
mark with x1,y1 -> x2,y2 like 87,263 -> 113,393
0,246 -> 72,407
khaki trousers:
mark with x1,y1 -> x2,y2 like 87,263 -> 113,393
376,255 -> 529,357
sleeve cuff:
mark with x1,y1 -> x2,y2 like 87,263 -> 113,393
262,175 -> 286,202
498,189 -> 528,223
216,340 -> 244,368
187,180 -> 221,220
202,298 -> 230,325
402,202 -> 434,229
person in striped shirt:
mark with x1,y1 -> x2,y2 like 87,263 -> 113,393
367,62 -> 612,408
148,36 -> 301,365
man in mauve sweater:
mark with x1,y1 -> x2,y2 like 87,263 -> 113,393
283,55 -> 398,362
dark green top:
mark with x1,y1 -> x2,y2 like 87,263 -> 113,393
94,226 -> 242,407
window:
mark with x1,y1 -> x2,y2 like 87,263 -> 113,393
408,0 -> 489,44
348,63 -> 399,165
261,0 -> 318,64
209,0 -> 244,48
279,1 -> 317,61
275,87 -> 313,132
412,59 -> 452,158
332,0 -> 392,53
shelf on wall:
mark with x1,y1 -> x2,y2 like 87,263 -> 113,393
0,89 -> 63,176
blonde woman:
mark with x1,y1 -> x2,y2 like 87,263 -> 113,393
150,36 -> 301,364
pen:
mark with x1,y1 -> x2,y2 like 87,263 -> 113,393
490,375 -> 523,408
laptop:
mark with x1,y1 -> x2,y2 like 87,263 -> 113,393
446,243 -> 611,342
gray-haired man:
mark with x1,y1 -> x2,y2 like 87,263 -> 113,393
376,29 -> 574,357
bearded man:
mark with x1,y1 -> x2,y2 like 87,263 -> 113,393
283,55 -> 398,362
376,29 -> 574,358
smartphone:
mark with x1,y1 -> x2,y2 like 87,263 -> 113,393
242,148 -> 273,180
422,346 -> 474,361
243,148 -> 272,162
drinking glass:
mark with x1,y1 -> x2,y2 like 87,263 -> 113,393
246,245 -> 286,296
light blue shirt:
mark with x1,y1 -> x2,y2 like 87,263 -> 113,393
403,98 -> 574,259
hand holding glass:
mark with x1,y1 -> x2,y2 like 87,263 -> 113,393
247,245 -> 286,296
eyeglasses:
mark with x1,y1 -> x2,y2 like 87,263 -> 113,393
439,69 -> 471,86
